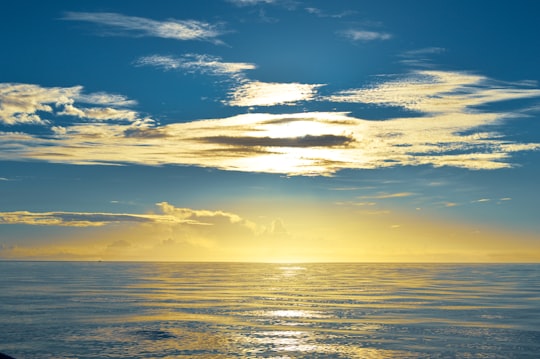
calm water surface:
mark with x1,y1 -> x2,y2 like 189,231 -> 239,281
0,262 -> 539,358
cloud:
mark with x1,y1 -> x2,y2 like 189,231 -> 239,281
359,192 -> 415,199
59,104 -> 139,121
63,12 -> 225,44
399,47 -> 446,67
2,70 -> 540,175
0,209 -> 191,227
135,58 -> 321,107
339,29 -> 392,41
201,134 -> 353,148
0,202 -> 258,229
3,200 -> 540,262
155,201 -> 259,232
227,0 -> 276,6
327,70 -> 540,115
0,83 -> 140,125
134,54 -> 256,79
0,83 -> 79,125
305,7 -> 355,18
473,198 -> 491,203
1,107 -> 540,174
227,81 -> 323,106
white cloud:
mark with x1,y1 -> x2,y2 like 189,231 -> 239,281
135,54 -> 256,78
77,92 -> 137,107
359,192 -> 415,199
0,83 -> 79,125
227,0 -> 276,6
2,70 -> 540,175
327,70 -> 540,115
0,83 -> 140,125
340,29 -> 392,41
227,81 -> 323,106
63,12 -> 225,44
2,108 -> 538,174
305,7 -> 355,18
59,104 -> 139,121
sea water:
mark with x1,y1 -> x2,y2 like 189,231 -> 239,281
0,262 -> 539,358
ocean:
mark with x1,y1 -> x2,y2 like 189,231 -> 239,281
0,262 -> 539,358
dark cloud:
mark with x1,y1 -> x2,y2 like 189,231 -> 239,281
124,127 -> 169,139
200,134 -> 354,148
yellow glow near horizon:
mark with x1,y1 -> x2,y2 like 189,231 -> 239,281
2,199 -> 539,263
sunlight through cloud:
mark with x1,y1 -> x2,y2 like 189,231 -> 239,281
227,81 -> 323,107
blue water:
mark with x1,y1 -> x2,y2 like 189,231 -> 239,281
0,262 -> 539,358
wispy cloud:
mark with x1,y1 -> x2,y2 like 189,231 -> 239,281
327,70 -> 540,114
0,202 -> 255,228
62,12 -> 225,44
359,192 -> 415,199
0,83 -> 139,125
0,211 -> 170,227
226,81 -> 323,106
339,29 -> 392,42
473,198 -> 491,203
134,57 -> 323,107
134,54 -> 256,79
227,0 -> 276,6
305,7 -> 355,18
399,47 -> 446,67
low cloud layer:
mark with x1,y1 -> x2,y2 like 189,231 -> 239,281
0,202 -> 255,228
2,200 -> 539,262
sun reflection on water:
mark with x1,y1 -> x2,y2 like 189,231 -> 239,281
7,262 -> 536,358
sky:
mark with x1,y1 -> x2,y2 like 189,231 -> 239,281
1,0 -> 540,262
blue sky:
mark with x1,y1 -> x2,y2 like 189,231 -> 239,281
1,0 -> 539,262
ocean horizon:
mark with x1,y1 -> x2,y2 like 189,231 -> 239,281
1,261 -> 539,358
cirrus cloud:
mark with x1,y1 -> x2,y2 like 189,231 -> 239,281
327,70 -> 540,115
134,54 -> 256,79
62,12 -> 226,44
339,29 -> 392,41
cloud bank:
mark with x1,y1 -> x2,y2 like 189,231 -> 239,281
1,70 -> 539,175
2,200 -> 539,262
